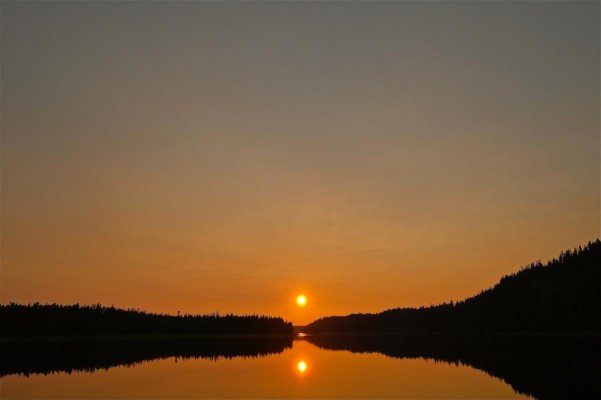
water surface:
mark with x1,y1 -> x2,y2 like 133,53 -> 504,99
1,334 -> 598,399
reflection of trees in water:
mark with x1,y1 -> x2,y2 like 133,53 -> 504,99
3,334 -> 599,399
0,336 -> 293,377
304,334 -> 601,400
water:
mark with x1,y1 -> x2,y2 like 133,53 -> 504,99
1,334 -> 598,399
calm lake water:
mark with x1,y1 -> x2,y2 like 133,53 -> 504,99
1,334 -> 598,399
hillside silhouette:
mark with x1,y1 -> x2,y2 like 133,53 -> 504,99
306,239 -> 601,333
0,304 -> 293,336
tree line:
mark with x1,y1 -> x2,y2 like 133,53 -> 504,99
0,303 -> 293,336
306,239 -> 601,333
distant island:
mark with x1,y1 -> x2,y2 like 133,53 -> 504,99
306,239 -> 601,334
0,304 -> 293,337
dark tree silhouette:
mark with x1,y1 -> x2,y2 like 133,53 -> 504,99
306,239 -> 601,333
0,304 -> 293,336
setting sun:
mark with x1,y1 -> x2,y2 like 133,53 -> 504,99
296,294 -> 307,307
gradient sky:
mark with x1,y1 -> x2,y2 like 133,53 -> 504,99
1,1 -> 599,324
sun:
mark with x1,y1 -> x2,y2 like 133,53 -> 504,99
296,294 -> 307,307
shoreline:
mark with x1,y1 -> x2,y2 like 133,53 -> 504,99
0,333 -> 295,343
2,331 -> 599,343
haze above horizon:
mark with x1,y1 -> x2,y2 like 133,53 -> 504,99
1,1 -> 599,324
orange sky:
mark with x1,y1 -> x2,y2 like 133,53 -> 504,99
1,2 -> 599,324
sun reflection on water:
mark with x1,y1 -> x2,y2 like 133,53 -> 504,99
296,360 -> 308,375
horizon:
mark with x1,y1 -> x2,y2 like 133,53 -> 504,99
2,1 -> 599,326
3,237 -> 599,325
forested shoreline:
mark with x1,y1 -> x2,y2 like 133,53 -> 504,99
0,304 -> 293,336
306,239 -> 601,333
4,240 -> 599,336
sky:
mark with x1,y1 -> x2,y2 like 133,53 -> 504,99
1,1 -> 599,325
